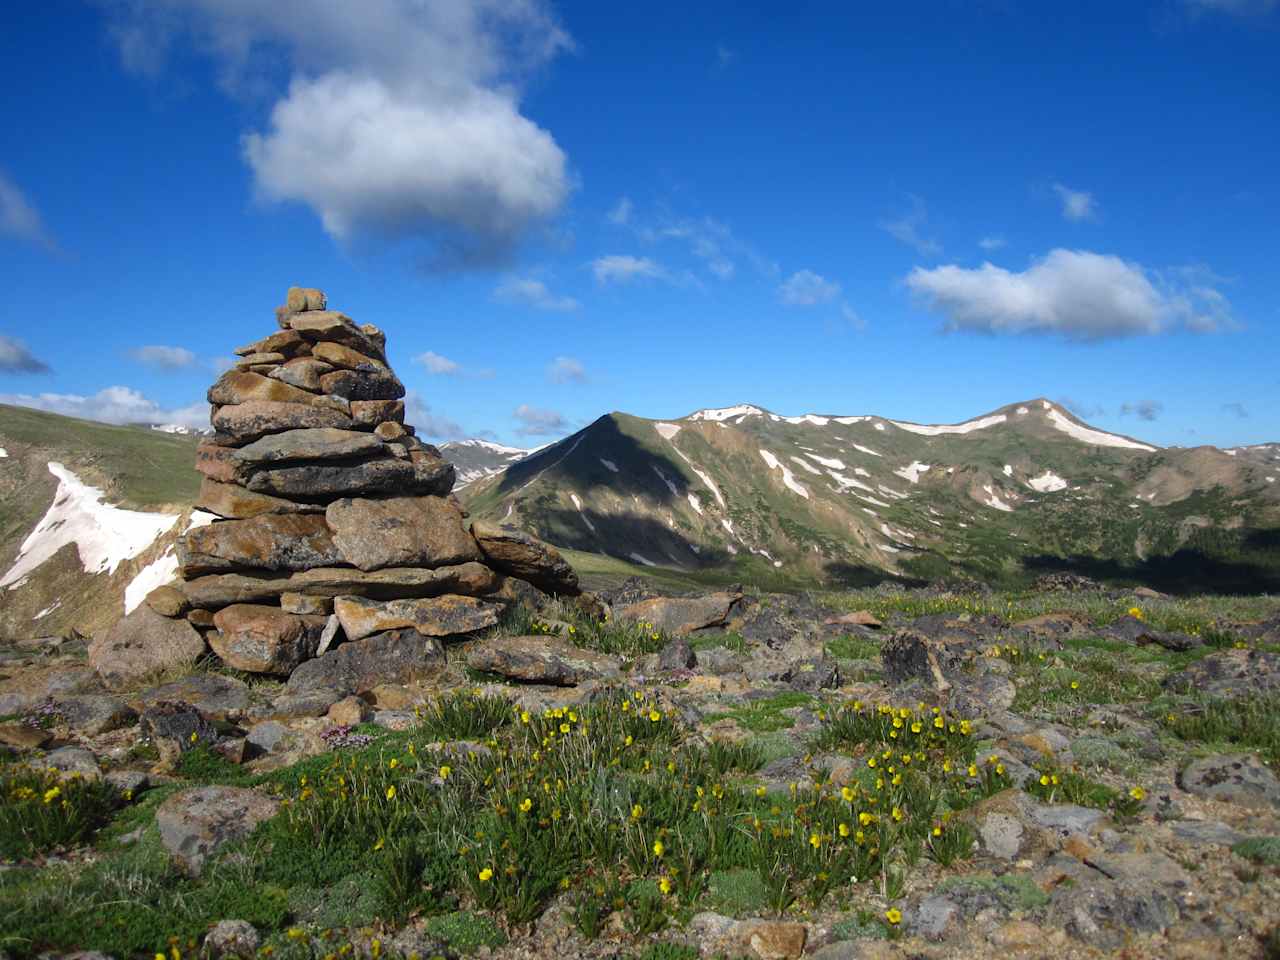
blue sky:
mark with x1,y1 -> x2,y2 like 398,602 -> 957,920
0,0 -> 1276,447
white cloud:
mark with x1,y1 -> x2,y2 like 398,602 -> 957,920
513,403 -> 568,436
416,351 -> 461,375
841,302 -> 866,330
649,217 -> 737,279
0,335 -> 51,373
547,356 -> 586,384
879,194 -> 941,256
0,386 -> 210,429
1052,183 -> 1098,222
106,1 -> 573,268
979,235 -> 1006,251
493,276 -> 579,311
779,269 -> 840,306
0,169 -> 57,252
592,254 -> 665,285
906,248 -> 1233,340
128,345 -> 197,369
403,390 -> 465,439
607,197 -> 633,226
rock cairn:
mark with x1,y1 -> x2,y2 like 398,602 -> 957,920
91,287 -> 580,698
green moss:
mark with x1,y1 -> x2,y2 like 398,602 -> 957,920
705,868 -> 769,917
423,911 -> 508,954
1232,837 -> 1280,866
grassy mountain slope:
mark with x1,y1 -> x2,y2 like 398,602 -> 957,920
461,399 -> 1280,593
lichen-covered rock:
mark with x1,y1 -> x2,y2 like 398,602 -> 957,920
466,637 -> 622,686
212,401 -> 355,442
196,477 -> 316,519
470,520 -> 579,595
89,604 -> 206,689
333,594 -> 503,641
327,495 -> 480,571
285,628 -> 447,697
231,427 -> 384,465
1179,753 -> 1280,809
178,514 -> 342,576
615,592 -> 743,636
179,562 -> 498,608
210,605 -> 325,674
242,454 -> 451,499
156,786 -> 279,876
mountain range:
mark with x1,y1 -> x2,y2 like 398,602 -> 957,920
2,397 -> 1278,642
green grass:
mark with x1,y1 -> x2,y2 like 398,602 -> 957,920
703,692 -> 817,733
1160,694 -> 1280,766
1233,837 -> 1280,867
0,764 -> 121,859
423,910 -> 507,954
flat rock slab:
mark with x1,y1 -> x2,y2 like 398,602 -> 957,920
243,454 -> 452,499
1180,753 -> 1280,809
466,636 -> 622,686
134,674 -> 251,721
156,786 -> 279,875
51,695 -> 137,735
232,427 -> 384,465
179,513 -> 342,576
179,562 -> 497,608
470,520 -> 579,596
212,401 -> 355,442
196,477 -> 316,519
334,594 -> 503,641
0,722 -> 52,749
45,746 -> 102,780
615,593 -> 742,637
285,628 -> 447,697
88,605 -> 205,690
327,495 -> 480,571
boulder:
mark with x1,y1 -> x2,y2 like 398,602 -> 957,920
212,401 -> 355,442
231,427 -> 384,465
0,722 -> 52,749
210,605 -> 325,674
334,594 -> 503,642
284,286 -> 327,313
614,592 -> 742,636
139,700 -> 220,761
52,694 -> 137,735
244,454 -> 453,499
269,356 -> 333,392
466,636 -> 622,685
204,919 -> 262,959
1163,648 -> 1280,698
179,562 -> 498,608
156,786 -> 279,875
195,440 -> 240,483
285,628 -> 447,697
318,368 -> 405,401
89,605 -> 206,689
196,477 -> 316,519
1179,753 -> 1280,809
374,421 -> 407,441
45,746 -> 103,780
178,514 -> 342,576
350,399 -> 405,427
470,520 -> 580,595
326,495 -> 481,571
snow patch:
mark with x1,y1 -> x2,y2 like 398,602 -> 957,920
688,405 -> 764,423
879,542 -> 900,553
652,466 -> 679,496
0,448 -> 7,458
569,493 -> 597,534
1016,407 -> 1029,415
34,601 -> 61,620
894,461 -> 931,484
790,456 -> 822,476
852,444 -> 882,457
599,458 -> 619,473
778,414 -> 830,426
980,484 -> 1014,512
828,470 -> 874,494
877,485 -> 908,500
629,553 -> 658,567
1028,470 -> 1068,493
889,413 -> 1007,436
655,422 -> 682,440
1003,464 -> 1013,477
874,422 -> 886,431
856,494 -> 891,508
862,508 -> 878,516
854,467 -> 871,477
687,492 -> 704,515
1267,476 -> 1275,483
122,511 -> 217,614
445,438 -> 530,456
832,416 -> 871,425
1044,408 -> 1156,451
757,449 -> 810,499
807,454 -> 846,470
1224,449 -> 1237,457
2,463 -> 180,590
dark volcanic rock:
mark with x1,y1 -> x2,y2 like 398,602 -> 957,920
318,367 -> 405,401
286,628 -> 447,697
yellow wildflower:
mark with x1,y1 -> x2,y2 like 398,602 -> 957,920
886,907 -> 902,925
1129,786 -> 1146,801
479,867 -> 493,881
439,765 -> 451,779
658,876 -> 672,895
385,786 -> 396,801
42,786 -> 61,804
519,798 -> 533,813
653,840 -> 665,857
649,709 -> 661,722
841,786 -> 855,802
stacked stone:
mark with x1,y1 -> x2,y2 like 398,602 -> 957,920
120,287 -> 580,696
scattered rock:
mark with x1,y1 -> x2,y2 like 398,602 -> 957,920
0,722 -> 51,749
88,604 -> 206,689
615,592 -> 743,636
333,594 -> 503,642
203,919 -> 262,959
156,786 -> 279,875
52,694 -> 137,735
470,520 -> 580,595
1179,753 -> 1280,809
326,495 -> 481,571
134,674 -> 250,721
286,628 -> 447,697
145,584 -> 190,618
45,746 -> 103,780
211,605 -> 325,674
1163,648 -> 1280,698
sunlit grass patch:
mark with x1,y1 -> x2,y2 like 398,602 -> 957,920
1160,694 -> 1280,766
0,764 -> 120,859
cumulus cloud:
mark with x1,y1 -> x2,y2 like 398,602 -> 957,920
1120,400 -> 1164,422
493,276 -> 579,311
592,254 -> 665,285
1058,396 -> 1106,418
906,248 -> 1233,340
979,235 -> 1006,251
1222,402 -> 1250,419
0,386 -> 210,428
607,197 -> 633,226
0,335 -> 52,373
778,269 -> 840,306
402,389 -> 465,439
0,169 -> 57,252
513,403 -> 568,436
128,345 -> 197,369
547,356 -> 586,384
879,194 -> 941,256
105,1 -> 573,268
414,351 -> 493,378
1052,183 -> 1098,222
